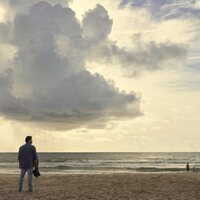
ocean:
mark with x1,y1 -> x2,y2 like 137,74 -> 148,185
0,152 -> 199,174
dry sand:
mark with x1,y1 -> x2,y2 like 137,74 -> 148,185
0,173 -> 200,200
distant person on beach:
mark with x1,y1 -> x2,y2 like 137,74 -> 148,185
18,136 -> 38,192
186,162 -> 190,172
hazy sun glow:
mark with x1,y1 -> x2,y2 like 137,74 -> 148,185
0,7 -> 6,22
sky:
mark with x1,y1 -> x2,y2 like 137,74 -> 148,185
0,0 -> 199,152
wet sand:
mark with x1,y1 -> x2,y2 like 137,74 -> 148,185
0,173 -> 200,200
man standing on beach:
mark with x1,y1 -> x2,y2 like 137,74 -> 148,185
18,136 -> 38,192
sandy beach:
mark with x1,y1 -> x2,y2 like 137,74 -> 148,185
0,173 -> 200,200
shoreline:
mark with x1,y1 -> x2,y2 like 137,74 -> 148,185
0,169 -> 192,175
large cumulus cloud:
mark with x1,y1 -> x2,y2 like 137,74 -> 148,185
0,1 -> 141,129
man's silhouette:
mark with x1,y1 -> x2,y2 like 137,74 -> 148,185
18,136 -> 38,192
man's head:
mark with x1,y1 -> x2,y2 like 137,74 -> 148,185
25,136 -> 32,144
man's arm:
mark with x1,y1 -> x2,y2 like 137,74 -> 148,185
18,147 -> 21,169
33,146 -> 39,168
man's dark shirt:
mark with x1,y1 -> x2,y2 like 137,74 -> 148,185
18,143 -> 38,169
